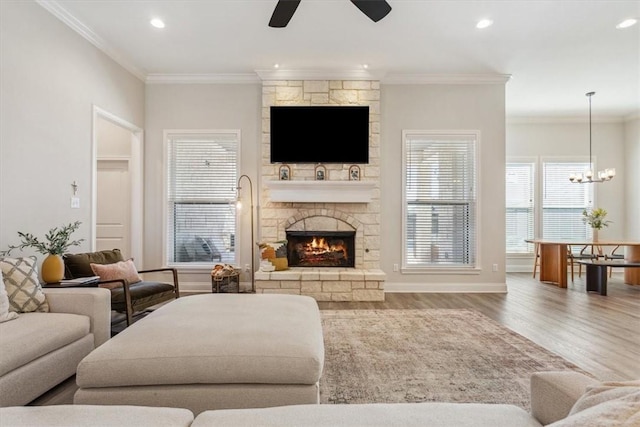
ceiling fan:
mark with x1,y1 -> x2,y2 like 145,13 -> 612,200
269,0 -> 392,28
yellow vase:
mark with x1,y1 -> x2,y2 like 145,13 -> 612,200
41,254 -> 65,283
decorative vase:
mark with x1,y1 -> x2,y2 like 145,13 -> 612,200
41,254 -> 65,283
592,229 -> 599,243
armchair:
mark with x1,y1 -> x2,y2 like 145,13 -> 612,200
63,249 -> 179,327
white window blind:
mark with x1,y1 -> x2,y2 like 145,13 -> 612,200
403,132 -> 477,268
166,131 -> 239,265
542,161 -> 593,241
506,161 -> 535,254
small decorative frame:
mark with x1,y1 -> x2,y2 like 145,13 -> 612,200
349,165 -> 360,181
279,164 -> 291,181
315,164 -> 326,181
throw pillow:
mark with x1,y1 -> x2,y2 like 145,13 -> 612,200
0,256 -> 49,313
64,249 -> 124,279
548,380 -> 640,427
0,270 -> 19,323
259,240 -> 288,271
90,259 -> 142,289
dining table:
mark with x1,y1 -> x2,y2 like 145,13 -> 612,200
525,239 -> 640,288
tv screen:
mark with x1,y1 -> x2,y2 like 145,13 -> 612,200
270,106 -> 369,164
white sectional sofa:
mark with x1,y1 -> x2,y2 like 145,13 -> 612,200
0,287 -> 111,407
3,371 -> 639,426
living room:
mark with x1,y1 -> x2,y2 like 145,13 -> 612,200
1,1 -> 639,425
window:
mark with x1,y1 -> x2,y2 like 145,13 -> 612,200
165,131 -> 239,266
506,161 -> 535,254
403,131 -> 477,269
542,161 -> 593,241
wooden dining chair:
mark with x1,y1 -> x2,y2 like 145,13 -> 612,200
532,242 -> 541,278
605,245 -> 624,277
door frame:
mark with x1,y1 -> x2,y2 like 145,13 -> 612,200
91,105 -> 144,266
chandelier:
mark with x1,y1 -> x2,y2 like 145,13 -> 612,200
569,92 -> 615,183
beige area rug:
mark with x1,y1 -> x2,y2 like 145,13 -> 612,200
319,309 -> 590,411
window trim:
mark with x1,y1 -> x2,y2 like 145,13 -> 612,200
162,129 -> 242,270
401,129 -> 481,273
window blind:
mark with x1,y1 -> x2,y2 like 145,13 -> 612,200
166,132 -> 239,265
506,162 -> 535,254
404,132 -> 477,268
542,161 -> 593,241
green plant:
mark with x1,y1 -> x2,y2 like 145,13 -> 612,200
1,221 -> 84,256
582,208 -> 611,230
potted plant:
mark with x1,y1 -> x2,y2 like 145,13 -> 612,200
582,208 -> 611,242
1,221 -> 84,283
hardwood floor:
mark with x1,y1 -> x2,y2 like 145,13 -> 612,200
30,272 -> 639,406
319,272 -> 640,381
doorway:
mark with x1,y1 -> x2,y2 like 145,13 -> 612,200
92,106 -> 143,264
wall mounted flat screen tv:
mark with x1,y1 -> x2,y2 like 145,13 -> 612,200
270,106 -> 369,164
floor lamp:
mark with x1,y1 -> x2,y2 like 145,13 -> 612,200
236,174 -> 255,293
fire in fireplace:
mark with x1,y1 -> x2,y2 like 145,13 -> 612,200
286,231 -> 355,268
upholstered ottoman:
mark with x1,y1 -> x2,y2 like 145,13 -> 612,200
74,294 -> 325,414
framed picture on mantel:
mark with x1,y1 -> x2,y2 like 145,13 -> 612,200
315,164 -> 326,181
349,165 -> 360,181
279,164 -> 291,181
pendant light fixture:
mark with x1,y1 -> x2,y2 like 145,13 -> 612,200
569,92 -> 615,183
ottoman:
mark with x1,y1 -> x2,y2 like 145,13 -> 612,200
74,294 -> 324,415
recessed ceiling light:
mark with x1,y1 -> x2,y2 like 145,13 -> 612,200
362,64 -> 369,69
150,18 -> 165,29
616,18 -> 637,29
273,63 -> 280,69
476,19 -> 493,29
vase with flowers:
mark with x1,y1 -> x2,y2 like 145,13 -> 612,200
1,221 -> 84,283
582,208 -> 611,243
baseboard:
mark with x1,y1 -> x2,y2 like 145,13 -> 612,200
385,282 -> 508,293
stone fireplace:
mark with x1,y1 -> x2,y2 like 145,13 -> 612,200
255,78 -> 386,301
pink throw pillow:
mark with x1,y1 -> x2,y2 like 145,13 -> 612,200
91,259 -> 142,289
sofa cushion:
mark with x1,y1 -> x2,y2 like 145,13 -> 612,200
0,312 -> 90,376
192,402 -> 542,427
548,380 -> 640,427
90,259 -> 141,287
63,249 -> 124,279
0,270 -> 19,323
0,256 -> 49,313
0,405 -> 194,427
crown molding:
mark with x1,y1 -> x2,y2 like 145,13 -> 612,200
145,74 -> 261,84
382,73 -> 511,85
506,116 -> 625,124
255,69 -> 386,81
36,0 -> 146,81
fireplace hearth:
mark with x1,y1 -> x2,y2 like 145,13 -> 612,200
286,231 -> 355,268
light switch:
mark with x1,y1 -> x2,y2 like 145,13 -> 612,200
71,197 -> 80,209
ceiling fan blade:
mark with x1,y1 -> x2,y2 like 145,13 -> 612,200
269,0 -> 301,28
350,0 -> 392,23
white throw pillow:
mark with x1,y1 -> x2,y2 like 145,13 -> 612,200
548,380 -> 640,427
0,256 -> 49,313
0,270 -> 19,323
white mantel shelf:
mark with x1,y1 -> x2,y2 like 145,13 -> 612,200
265,180 -> 376,203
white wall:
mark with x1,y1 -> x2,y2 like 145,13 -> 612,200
0,2 -> 144,262
144,84 -> 261,288
380,84 -> 507,291
624,117 -> 640,240
505,120 -> 627,271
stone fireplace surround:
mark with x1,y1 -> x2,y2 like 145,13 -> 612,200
256,79 -> 385,301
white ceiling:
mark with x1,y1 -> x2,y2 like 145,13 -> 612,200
41,0 -> 640,119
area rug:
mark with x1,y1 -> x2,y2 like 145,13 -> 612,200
319,309 -> 591,411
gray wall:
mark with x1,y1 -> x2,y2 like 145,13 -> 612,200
144,84 -> 262,287
381,84 -> 507,291
624,117 -> 640,240
0,2 -> 144,262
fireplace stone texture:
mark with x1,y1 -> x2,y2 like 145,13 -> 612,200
259,79 -> 384,301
